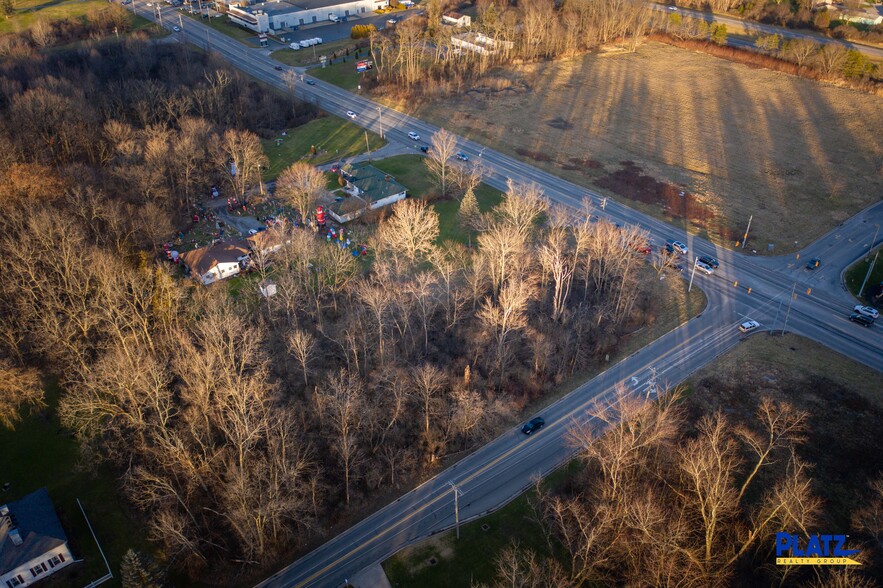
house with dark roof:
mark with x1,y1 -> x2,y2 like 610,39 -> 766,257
245,225 -> 291,256
179,240 -> 250,285
330,163 -> 407,223
1,488 -> 73,588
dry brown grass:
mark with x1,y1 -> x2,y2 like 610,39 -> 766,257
413,42 -> 883,253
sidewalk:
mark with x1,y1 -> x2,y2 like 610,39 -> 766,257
349,564 -> 392,588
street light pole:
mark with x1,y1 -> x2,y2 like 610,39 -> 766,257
448,482 -> 463,540
859,251 -> 879,298
741,215 -> 753,249
782,282 -> 797,335
687,256 -> 699,293
868,224 -> 880,262
378,106 -> 383,140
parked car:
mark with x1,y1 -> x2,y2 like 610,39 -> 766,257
387,17 -> 397,24
739,320 -> 760,333
408,131 -> 420,141
456,151 -> 469,161
666,240 -> 688,255
853,305 -> 879,320
805,257 -> 821,270
698,255 -> 719,269
849,313 -> 874,327
695,260 -> 714,275
346,110 -> 357,119
521,417 -> 545,435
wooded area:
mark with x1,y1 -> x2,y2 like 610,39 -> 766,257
0,31 -> 686,581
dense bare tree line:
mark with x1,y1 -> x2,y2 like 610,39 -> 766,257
369,0 -> 653,97
476,389 -> 882,587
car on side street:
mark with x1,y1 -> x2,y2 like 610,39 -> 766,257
698,255 -> 719,269
739,320 -> 760,333
408,131 -> 420,141
522,417 -> 545,435
849,313 -> 874,327
854,305 -> 879,320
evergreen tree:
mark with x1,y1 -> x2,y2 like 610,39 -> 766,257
120,549 -> 163,588
458,187 -> 480,231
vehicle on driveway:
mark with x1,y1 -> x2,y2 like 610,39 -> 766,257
853,305 -> 879,320
805,257 -> 821,270
522,417 -> 545,435
666,240 -> 688,255
849,313 -> 874,327
408,131 -> 420,141
739,320 -> 760,333
346,110 -> 357,119
698,255 -> 719,269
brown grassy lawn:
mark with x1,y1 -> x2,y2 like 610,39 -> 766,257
410,42 -> 883,254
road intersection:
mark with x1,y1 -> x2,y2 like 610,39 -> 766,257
126,9 -> 882,586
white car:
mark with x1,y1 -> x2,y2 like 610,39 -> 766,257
173,25 -> 180,31
667,4 -> 678,10
408,131 -> 420,141
854,305 -> 879,320
667,240 -> 688,255
739,320 -> 760,334
695,260 -> 714,275
346,111 -> 357,119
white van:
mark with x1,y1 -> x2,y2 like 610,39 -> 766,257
329,13 -> 339,22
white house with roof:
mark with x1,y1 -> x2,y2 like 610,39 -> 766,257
1,488 -> 74,588
442,11 -> 471,27
179,240 -> 251,285
226,0 -> 389,33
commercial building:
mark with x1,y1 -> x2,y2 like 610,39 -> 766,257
226,0 -> 389,33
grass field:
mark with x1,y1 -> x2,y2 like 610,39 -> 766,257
0,382 -> 151,587
261,116 -> 384,179
181,12 -> 253,41
409,42 -> 883,254
844,244 -> 883,301
371,154 -> 505,243
0,0 -> 147,35
271,39 -> 367,68
308,57 -> 375,91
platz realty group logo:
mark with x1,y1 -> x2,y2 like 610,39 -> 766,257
776,532 -> 861,566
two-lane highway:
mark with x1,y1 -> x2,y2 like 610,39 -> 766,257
126,9 -> 882,587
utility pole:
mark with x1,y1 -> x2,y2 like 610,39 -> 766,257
773,296 -> 783,336
365,130 -> 370,159
206,26 -> 211,51
178,13 -> 184,39
741,215 -> 753,249
448,482 -> 463,540
782,282 -> 797,335
687,256 -> 699,293
378,106 -> 383,140
859,251 -> 879,298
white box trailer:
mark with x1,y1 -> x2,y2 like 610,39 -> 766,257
299,40 -> 311,48
314,37 -> 322,44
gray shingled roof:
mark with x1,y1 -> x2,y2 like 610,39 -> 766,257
0,488 -> 69,574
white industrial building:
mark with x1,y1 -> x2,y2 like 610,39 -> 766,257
226,0 -> 389,33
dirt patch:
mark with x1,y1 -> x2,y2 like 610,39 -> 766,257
515,147 -> 552,162
595,162 -> 737,240
547,117 -> 573,130
414,42 -> 883,253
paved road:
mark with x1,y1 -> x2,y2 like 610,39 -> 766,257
126,8 -> 883,587
650,3 -> 883,60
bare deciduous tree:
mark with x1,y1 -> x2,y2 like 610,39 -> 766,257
275,161 -> 326,220
0,360 -> 44,430
375,199 -> 440,266
424,128 -> 459,196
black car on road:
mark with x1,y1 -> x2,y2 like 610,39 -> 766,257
849,313 -> 874,327
805,258 -> 821,270
698,255 -> 719,269
522,417 -> 545,435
